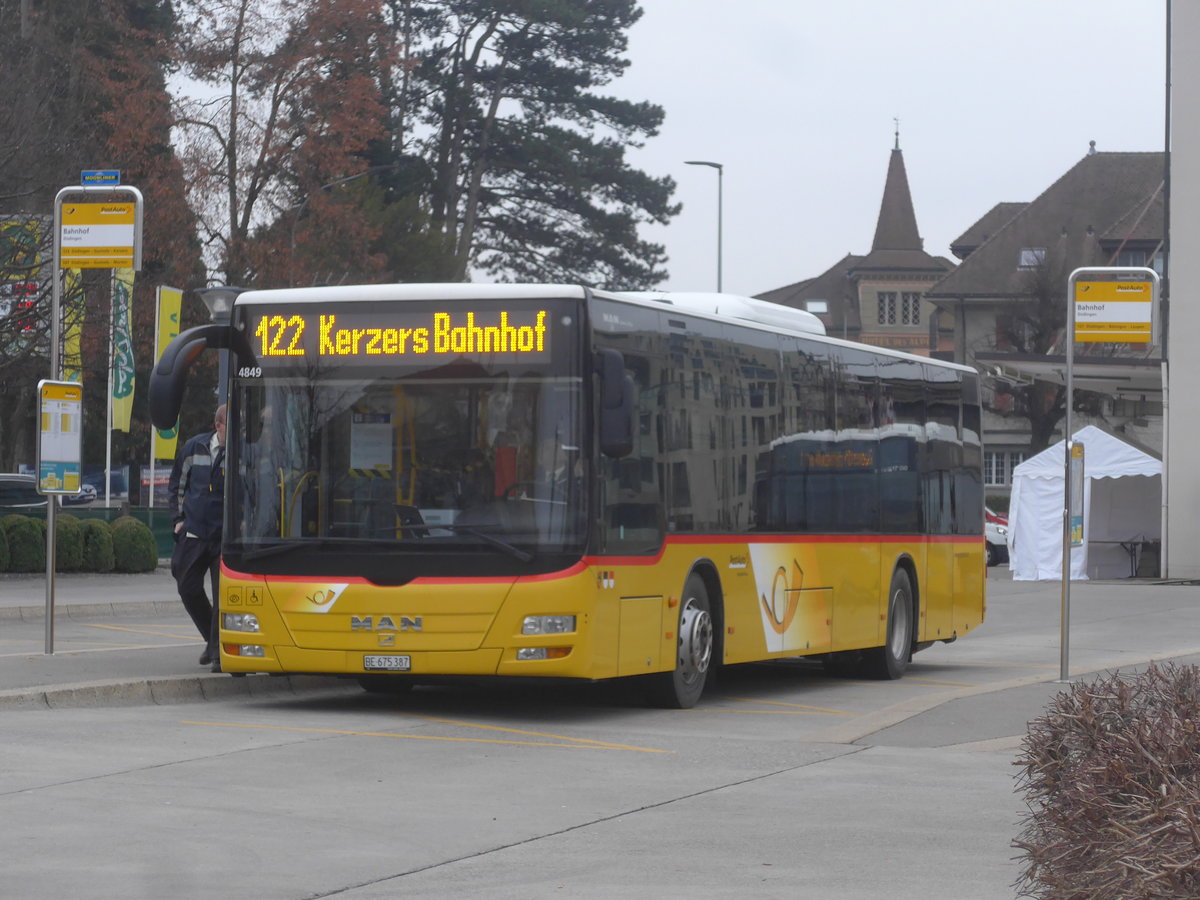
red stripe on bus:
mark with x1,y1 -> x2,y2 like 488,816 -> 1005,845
223,536 -> 980,585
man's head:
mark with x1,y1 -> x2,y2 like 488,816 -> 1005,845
215,404 -> 227,446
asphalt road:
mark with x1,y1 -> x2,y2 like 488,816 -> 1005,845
3,567 -> 1200,899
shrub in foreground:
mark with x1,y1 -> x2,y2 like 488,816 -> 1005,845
55,513 -> 84,572
1014,662 -> 1200,898
79,518 -> 115,573
109,516 -> 158,573
2,514 -> 45,572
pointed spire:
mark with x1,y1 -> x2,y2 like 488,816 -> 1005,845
871,137 -> 922,252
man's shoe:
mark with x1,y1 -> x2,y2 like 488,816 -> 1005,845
210,660 -> 222,673
199,650 -> 212,666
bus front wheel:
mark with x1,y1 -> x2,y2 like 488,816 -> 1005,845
646,574 -> 714,709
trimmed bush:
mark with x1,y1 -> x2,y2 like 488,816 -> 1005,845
109,515 -> 158,573
1015,662 -> 1200,898
79,518 -> 115,573
55,513 -> 84,572
2,514 -> 45,572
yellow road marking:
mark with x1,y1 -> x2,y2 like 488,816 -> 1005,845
84,623 -> 199,640
709,709 -> 851,716
722,696 -> 854,716
0,641 -> 197,659
182,720 -> 671,753
399,713 -> 669,752
903,676 -> 978,687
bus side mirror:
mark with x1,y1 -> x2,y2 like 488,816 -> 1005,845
148,323 -> 258,430
596,349 -> 634,458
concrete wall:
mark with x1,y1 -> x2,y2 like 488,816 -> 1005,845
1167,3 -> 1200,577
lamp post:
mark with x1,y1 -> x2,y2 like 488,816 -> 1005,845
195,285 -> 246,406
288,164 -> 404,286
685,160 -> 723,292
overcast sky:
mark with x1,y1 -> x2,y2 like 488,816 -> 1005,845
611,1 -> 1168,297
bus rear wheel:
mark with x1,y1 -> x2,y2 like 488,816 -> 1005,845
646,574 -> 714,709
860,568 -> 913,680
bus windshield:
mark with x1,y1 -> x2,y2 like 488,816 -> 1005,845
225,298 -> 587,576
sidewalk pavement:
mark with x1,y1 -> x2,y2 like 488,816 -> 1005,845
0,565 -> 350,709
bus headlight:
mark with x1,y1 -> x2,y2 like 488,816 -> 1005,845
522,615 -> 576,635
222,612 -> 260,632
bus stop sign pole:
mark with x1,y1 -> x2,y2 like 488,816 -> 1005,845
1060,266 -> 1159,682
46,179 -> 143,653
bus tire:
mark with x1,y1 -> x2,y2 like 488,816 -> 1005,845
860,568 -> 913,680
646,573 -> 714,709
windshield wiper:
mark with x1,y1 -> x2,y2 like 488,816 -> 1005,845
237,527 -> 534,563
238,539 -> 321,561
432,524 -> 534,562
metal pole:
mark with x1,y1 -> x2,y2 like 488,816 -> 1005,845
45,191 -> 67,655
685,160 -> 724,292
105,271 -> 114,508
1060,272 -> 1075,683
716,164 -> 724,292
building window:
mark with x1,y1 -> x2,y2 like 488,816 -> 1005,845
877,291 -> 919,326
805,299 -> 828,314
984,450 -> 1026,487
1116,249 -> 1147,268
1018,247 -> 1046,270
1115,248 -> 1165,276
877,291 -> 896,324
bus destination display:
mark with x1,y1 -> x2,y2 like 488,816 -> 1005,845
251,307 -> 550,364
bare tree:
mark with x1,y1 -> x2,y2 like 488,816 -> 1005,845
173,0 -> 395,287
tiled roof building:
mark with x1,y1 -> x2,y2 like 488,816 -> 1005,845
756,137 -> 954,355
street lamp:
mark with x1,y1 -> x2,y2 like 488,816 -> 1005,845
288,164 -> 404,286
685,160 -> 723,292
195,285 -> 246,406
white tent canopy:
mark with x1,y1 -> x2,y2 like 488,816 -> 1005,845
1008,425 -> 1161,580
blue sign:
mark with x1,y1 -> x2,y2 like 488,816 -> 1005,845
80,169 -> 121,186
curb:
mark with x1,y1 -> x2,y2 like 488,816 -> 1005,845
0,600 -> 181,622
0,672 -> 354,710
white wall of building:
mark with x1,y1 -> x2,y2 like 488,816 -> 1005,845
1167,3 -> 1200,577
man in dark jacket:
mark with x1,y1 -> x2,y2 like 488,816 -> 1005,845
168,404 -> 226,670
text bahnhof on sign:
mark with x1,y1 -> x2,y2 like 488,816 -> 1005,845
255,309 -> 549,360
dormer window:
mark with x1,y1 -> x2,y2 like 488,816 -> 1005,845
805,300 -> 828,314
1018,247 -> 1045,270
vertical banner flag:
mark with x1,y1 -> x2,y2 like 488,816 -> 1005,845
152,286 -> 183,460
111,267 -> 136,432
62,268 -> 84,383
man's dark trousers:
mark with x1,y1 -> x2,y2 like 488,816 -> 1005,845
172,534 -> 220,658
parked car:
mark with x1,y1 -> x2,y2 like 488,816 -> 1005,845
985,506 -> 1008,526
986,517 -> 1009,567
0,473 -> 46,511
62,483 -> 97,506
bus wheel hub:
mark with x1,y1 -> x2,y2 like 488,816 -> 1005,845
679,604 -> 713,676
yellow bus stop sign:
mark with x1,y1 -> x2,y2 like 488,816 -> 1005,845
60,202 -> 136,269
1074,279 -> 1154,343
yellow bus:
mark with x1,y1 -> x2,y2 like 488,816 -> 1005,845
150,284 -> 985,707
